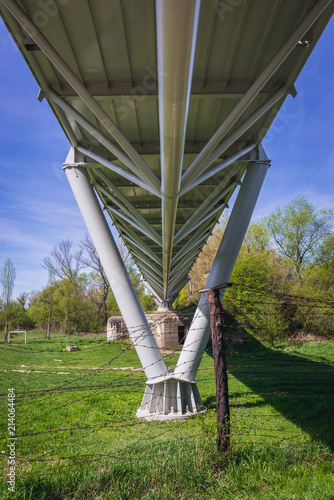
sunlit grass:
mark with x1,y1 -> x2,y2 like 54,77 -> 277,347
0,329 -> 333,499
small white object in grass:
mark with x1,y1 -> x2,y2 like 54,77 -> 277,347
66,345 -> 78,352
54,359 -> 63,362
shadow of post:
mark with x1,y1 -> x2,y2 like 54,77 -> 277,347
204,327 -> 334,451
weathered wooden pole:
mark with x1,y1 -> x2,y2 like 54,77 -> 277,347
202,283 -> 231,455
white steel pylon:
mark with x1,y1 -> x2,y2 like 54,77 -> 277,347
64,145 -> 269,420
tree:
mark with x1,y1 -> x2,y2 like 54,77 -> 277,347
45,266 -> 56,339
288,233 -> 334,339
1,258 -> 16,341
224,254 -> 290,345
79,234 -> 109,323
43,239 -> 84,282
28,286 -> 61,332
140,294 -> 157,312
242,220 -> 271,255
188,214 -> 270,298
27,290 -> 39,308
43,240 -> 84,334
27,290 -> 49,330
17,292 -> 28,311
8,292 -> 34,331
78,234 -> 146,322
265,196 -> 334,277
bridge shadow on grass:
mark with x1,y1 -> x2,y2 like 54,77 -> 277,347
203,327 -> 334,451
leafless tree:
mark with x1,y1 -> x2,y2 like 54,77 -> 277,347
79,234 -> 133,323
117,237 -> 131,266
43,239 -> 84,283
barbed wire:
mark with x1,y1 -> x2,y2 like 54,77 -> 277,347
2,282 -> 333,345
174,280 -> 334,310
1,291 -> 333,483
1,308 -> 332,408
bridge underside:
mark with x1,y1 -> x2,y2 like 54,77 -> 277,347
1,0 -> 332,419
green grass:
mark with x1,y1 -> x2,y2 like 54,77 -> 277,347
0,329 -> 333,499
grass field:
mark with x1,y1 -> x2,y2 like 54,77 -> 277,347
0,328 -> 333,499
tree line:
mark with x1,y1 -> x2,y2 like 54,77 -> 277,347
1,195 -> 333,342
175,195 -> 334,343
0,236 -> 156,340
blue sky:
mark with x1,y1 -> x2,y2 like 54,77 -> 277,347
0,16 -> 333,299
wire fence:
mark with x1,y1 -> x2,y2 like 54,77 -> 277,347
1,285 -> 333,484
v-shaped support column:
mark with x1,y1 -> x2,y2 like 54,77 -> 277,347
64,146 -> 268,421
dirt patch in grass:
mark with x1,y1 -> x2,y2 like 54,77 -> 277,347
288,332 -> 328,344
73,331 -> 107,337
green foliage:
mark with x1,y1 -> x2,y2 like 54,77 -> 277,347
7,301 -> 35,330
28,287 -> 53,328
242,220 -> 271,255
106,289 -> 121,317
265,195 -> 334,275
140,294 -> 157,312
188,196 -> 334,343
224,254 -> 290,344
24,254 -> 155,333
290,265 -> 334,338
173,285 -> 189,310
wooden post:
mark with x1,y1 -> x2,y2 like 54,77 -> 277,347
201,283 -> 231,455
